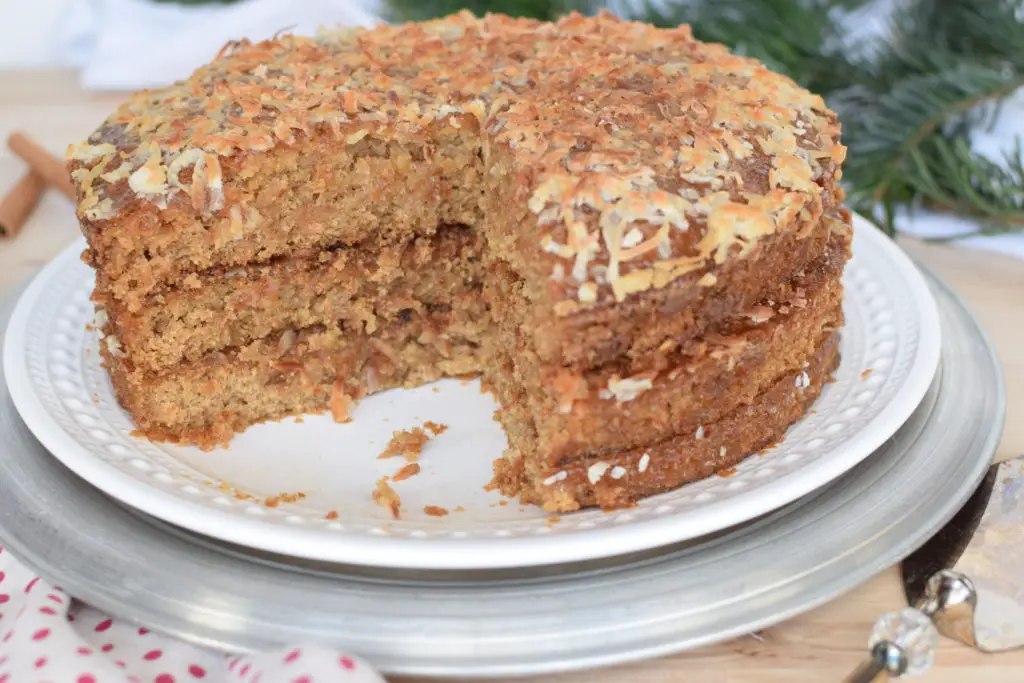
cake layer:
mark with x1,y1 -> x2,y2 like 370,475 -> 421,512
79,125 -> 484,305
532,211 -> 845,371
103,299 -> 487,448
487,208 -> 849,377
495,332 -> 840,512
99,226 -> 485,372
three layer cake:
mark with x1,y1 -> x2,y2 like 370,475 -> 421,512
68,11 -> 851,511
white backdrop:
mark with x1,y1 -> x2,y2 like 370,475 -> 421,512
0,0 -> 381,68
0,0 -> 72,67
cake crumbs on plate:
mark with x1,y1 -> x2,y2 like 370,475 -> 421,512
373,478 -> 402,519
392,462 -> 421,482
330,379 -> 355,423
861,368 -> 873,380
377,423 -> 444,461
432,387 -> 440,393
325,510 -> 339,520
424,505 -> 449,517
265,491 -> 306,508
453,505 -> 465,513
717,466 -> 738,478
424,421 -> 448,436
547,515 -> 561,526
214,480 -> 256,502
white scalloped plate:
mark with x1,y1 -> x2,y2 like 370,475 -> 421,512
3,215 -> 939,569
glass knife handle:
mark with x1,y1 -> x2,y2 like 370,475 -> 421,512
844,607 -> 939,682
844,570 -> 976,682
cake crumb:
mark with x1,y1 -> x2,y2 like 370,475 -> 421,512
717,466 -> 738,478
547,515 -> 561,526
424,505 -> 449,517
498,499 -> 509,507
373,478 -> 401,519
860,368 -> 873,380
214,480 -> 256,501
293,416 -> 304,424
424,421 -> 448,436
454,505 -> 465,513
325,510 -> 339,520
331,379 -> 355,423
392,462 -> 421,482
378,426 -> 431,461
265,491 -> 306,508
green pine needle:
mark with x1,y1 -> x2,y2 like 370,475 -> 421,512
382,0 -> 600,22
636,0 -> 871,95
834,63 -> 1024,231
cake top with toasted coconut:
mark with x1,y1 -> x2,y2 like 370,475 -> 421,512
68,11 -> 845,309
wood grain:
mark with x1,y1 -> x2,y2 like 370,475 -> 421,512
1,69 -> 1021,681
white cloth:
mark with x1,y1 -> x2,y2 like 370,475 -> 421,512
59,0 -> 381,91
0,544 -> 387,683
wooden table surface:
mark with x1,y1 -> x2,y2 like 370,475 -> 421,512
1,69 -> 1021,682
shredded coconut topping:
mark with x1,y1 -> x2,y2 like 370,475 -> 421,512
587,461 -> 611,484
638,453 -> 651,473
68,11 -> 844,312
542,471 -> 568,486
605,375 -> 654,402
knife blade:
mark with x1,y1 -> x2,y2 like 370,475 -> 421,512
901,461 -> 1001,608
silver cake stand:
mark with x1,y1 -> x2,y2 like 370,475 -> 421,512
0,265 -> 1005,678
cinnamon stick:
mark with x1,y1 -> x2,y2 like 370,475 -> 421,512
7,131 -> 75,201
0,171 -> 46,239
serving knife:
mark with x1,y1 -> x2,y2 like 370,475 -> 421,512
845,454 -> 1024,681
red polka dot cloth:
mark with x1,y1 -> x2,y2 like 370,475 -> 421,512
0,546 -> 386,683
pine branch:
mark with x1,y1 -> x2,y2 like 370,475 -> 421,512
834,62 -> 1024,234
383,0 -> 601,22
885,0 -> 1024,73
632,0 -> 870,95
905,135 -> 1024,235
